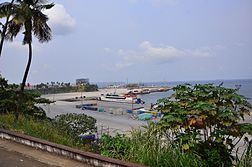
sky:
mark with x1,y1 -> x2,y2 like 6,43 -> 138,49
0,0 -> 252,84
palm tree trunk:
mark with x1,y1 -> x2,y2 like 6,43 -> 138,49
16,41 -> 32,122
0,0 -> 15,57
20,42 -> 32,92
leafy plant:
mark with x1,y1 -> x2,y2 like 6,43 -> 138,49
0,76 -> 51,119
158,83 -> 252,167
100,134 -> 131,160
54,113 -> 97,142
0,0 -> 15,57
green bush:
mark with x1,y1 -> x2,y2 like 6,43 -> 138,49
33,82 -> 98,94
194,142 -> 232,167
100,134 -> 131,160
54,113 -> 97,142
158,83 -> 252,167
0,77 -> 50,119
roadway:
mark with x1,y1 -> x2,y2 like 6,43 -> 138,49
0,139 -> 93,167
0,147 -> 54,167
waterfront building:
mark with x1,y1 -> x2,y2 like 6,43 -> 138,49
76,78 -> 89,85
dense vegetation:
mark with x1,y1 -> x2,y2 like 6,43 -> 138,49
100,123 -> 203,167
157,83 -> 252,166
0,77 -> 50,119
33,82 -> 98,94
0,112 -> 97,148
0,113 -> 78,147
54,113 -> 97,142
0,76 -> 97,150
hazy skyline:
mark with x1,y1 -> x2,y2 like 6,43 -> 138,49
0,0 -> 252,84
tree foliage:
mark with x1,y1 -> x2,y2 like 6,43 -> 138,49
158,83 -> 252,167
32,82 -> 98,94
54,113 -> 97,142
0,0 -> 14,57
0,76 -> 50,119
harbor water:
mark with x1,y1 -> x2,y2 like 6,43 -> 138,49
139,79 -> 252,105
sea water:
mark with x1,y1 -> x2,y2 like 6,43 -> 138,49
139,79 -> 252,105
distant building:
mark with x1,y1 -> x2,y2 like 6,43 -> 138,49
76,78 -> 89,85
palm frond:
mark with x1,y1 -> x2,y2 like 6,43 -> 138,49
32,10 -> 51,42
2,0 -> 53,44
5,18 -> 23,41
0,2 -> 15,18
0,2 -> 12,12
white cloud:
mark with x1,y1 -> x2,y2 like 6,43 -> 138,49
140,41 -> 184,59
105,41 -> 213,69
44,4 -> 76,35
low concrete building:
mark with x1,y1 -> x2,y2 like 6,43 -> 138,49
76,78 -> 89,85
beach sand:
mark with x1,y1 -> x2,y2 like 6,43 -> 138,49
42,88 -> 129,101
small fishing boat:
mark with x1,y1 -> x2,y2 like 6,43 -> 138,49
141,88 -> 150,94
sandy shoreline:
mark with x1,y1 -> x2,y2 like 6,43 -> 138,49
42,88 -> 129,101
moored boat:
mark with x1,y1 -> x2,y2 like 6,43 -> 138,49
100,93 -> 142,103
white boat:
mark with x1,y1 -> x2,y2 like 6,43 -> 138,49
100,93 -> 138,103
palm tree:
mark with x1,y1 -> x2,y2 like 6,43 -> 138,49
6,0 -> 54,92
0,0 -> 15,57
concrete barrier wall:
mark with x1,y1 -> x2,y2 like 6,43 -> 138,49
0,128 -> 145,167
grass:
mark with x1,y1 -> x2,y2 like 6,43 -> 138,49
0,113 -> 78,148
100,124 -> 252,167
236,142 -> 252,167
100,123 -> 204,167
129,125 -> 204,167
128,131 -> 203,167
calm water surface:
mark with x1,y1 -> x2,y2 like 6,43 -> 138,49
140,79 -> 252,105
